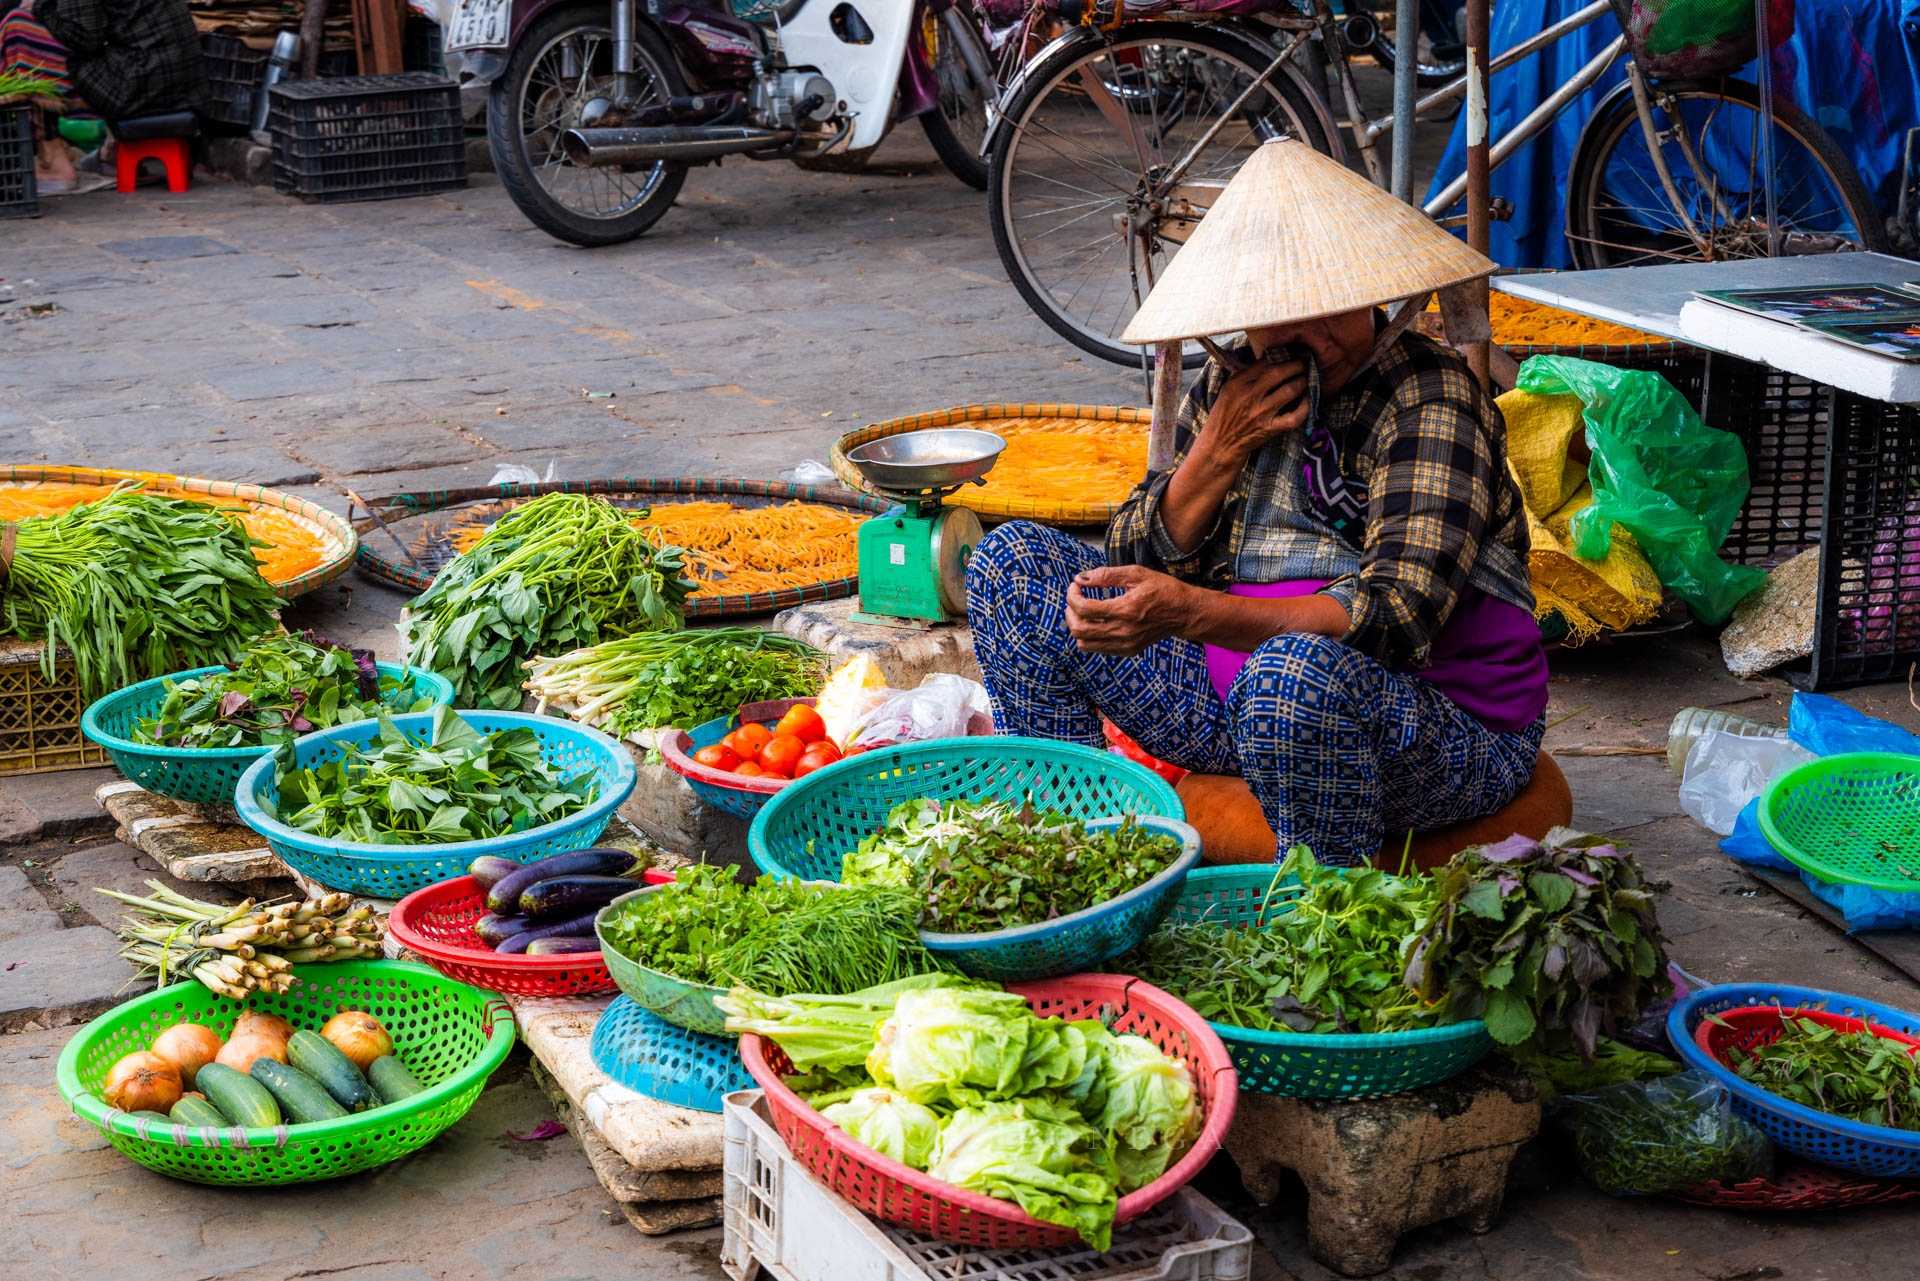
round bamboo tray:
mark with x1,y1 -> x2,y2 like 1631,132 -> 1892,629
832,404 -> 1150,526
0,465 -> 355,600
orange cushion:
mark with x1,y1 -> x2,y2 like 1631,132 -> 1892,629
1176,752 -> 1573,871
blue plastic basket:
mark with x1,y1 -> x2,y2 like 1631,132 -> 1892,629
1155,865 -> 1493,1098
233,710 -> 637,898
917,817 -> 1203,981
1668,982 -> 1920,1178
747,735 -> 1184,882
82,663 -> 453,807
591,995 -> 752,1112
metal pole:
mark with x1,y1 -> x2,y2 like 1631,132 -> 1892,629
1391,0 -> 1418,200
1755,0 -> 1779,254
1464,0 -> 1491,389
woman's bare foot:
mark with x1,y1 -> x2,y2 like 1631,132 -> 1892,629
34,139 -> 77,185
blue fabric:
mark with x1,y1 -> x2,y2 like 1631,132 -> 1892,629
1719,692 -> 1920,928
965,521 -> 1544,864
1428,0 -> 1919,267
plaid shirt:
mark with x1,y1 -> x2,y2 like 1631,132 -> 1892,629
37,0 -> 207,121
1107,329 -> 1534,669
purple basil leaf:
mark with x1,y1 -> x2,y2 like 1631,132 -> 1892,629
1582,845 -> 1625,859
1560,866 -> 1601,887
1496,874 -> 1520,896
1479,834 -> 1541,864
352,648 -> 379,700
218,691 -> 251,719
287,715 -> 314,734
1543,942 -> 1568,981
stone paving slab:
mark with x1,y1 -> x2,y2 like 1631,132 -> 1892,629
0,924 -> 138,1033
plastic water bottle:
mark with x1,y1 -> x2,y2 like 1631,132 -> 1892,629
252,31 -> 301,136
1666,707 -> 1788,778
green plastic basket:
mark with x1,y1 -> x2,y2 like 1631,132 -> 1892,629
56,960 -> 514,1185
595,886 -> 729,1035
1759,752 -> 1920,893
81,662 -> 453,808
1159,866 -> 1492,1098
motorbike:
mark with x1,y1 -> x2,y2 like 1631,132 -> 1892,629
445,0 -> 998,246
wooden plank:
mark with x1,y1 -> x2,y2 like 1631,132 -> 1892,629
1748,867 -> 1920,987
365,0 -> 404,74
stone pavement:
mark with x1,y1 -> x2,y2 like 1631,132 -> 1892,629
5,129 -> 1920,1280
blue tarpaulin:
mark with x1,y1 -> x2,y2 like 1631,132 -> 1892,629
1427,0 -> 1920,267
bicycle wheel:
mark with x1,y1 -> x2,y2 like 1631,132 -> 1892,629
989,22 -> 1335,369
1566,76 -> 1888,268
920,9 -> 994,190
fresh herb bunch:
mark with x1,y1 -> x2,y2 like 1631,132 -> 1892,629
597,864 -> 949,993
1562,1070 -> 1772,1196
1726,1015 -> 1920,1131
134,631 -> 427,749
403,493 -> 697,709
1402,829 -> 1672,1058
1128,846 -> 1445,1034
522,628 -> 825,733
270,706 -> 598,845
1,486 -> 282,700
843,800 -> 1184,934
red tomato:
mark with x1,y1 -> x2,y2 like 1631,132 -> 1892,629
727,723 -> 773,758
732,761 -> 766,778
758,734 -> 807,774
793,750 -> 838,778
773,704 -> 827,744
801,741 -> 841,766
693,744 -> 740,771
759,762 -> 793,781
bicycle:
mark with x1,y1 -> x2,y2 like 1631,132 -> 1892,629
986,0 -> 1889,368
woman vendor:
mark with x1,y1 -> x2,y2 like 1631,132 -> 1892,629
966,139 -> 1548,866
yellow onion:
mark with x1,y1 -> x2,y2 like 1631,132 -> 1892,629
103,1052 -> 183,1114
232,1011 -> 294,1045
321,1011 -> 392,1070
149,1023 -> 223,1086
215,1031 -> 287,1074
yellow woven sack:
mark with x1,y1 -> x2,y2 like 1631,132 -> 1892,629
1499,388 -> 1664,642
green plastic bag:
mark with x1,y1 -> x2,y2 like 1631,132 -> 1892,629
1515,355 -> 1765,625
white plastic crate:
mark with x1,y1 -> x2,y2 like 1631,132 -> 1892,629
721,1090 -> 1253,1281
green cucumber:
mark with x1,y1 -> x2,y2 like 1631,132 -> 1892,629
366,1055 -> 426,1106
287,1029 -> 375,1112
169,1096 -> 231,1128
250,1060 -> 348,1124
129,1109 -> 173,1123
195,1062 -> 281,1128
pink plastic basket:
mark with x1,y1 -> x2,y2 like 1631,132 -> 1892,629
388,874 -> 622,997
737,974 -> 1238,1249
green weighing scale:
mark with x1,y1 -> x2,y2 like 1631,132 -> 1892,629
845,428 -> 1007,627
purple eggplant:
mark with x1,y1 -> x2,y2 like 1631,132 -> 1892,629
485,849 -> 644,914
491,909 -> 602,953
468,856 -> 520,889
518,875 -> 639,920
473,913 -> 530,947
525,936 -> 600,955
496,932 -> 534,954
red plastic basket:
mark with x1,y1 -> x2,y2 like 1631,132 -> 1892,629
388,874 -> 649,997
1693,1005 -> 1920,1065
737,974 -> 1238,1249
1676,1158 -> 1920,1210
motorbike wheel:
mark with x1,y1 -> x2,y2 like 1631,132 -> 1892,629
919,10 -> 992,190
486,4 -> 689,247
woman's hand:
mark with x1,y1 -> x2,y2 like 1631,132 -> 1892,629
1067,565 -> 1194,655
1198,358 -> 1310,466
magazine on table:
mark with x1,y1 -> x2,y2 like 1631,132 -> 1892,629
1798,315 -> 1920,362
1692,285 -> 1920,361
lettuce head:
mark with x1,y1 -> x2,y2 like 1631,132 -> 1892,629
1091,1033 -> 1202,1192
821,1088 -> 944,1170
868,987 -> 1096,1105
927,1100 -> 1120,1250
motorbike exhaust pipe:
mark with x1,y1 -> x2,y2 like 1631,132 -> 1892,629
561,124 -> 795,166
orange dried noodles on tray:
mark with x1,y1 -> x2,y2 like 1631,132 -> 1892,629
450,500 -> 863,598
976,429 -> 1149,510
0,482 -> 328,585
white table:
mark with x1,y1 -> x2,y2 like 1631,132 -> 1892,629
1493,253 -> 1920,688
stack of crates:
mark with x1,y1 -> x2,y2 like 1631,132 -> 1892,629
0,104 -> 39,219
269,72 -> 466,203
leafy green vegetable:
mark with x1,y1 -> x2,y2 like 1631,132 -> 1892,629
1504,1036 -> 1680,1101
134,631 -> 428,749
821,1089 -> 943,1168
928,1101 -> 1120,1250
1726,1015 -> 1920,1130
403,493 -> 697,710
870,987 -> 1103,1105
1090,1032 -> 1202,1192
718,975 -> 976,1071
843,800 -> 1183,934
1561,1070 -> 1772,1196
1402,830 -> 1673,1058
1127,846 -> 1446,1034
269,706 -> 597,844
597,865 -> 950,994
2,486 -> 282,700
522,628 -> 825,733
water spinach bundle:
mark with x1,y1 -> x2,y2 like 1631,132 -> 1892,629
403,493 -> 697,709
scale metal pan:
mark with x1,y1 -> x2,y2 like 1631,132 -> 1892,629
845,429 -> 1007,493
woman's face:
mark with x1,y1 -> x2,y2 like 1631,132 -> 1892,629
1245,309 -> 1377,393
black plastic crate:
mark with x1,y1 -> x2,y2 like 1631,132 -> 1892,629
199,32 -> 263,128
1810,392 -> 1920,688
0,105 -> 37,220
404,18 -> 446,76
1702,357 -> 1828,571
269,73 -> 466,204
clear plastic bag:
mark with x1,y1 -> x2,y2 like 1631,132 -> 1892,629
1561,1070 -> 1773,1196
849,675 -> 992,748
1515,355 -> 1766,624
1677,726 -> 1814,836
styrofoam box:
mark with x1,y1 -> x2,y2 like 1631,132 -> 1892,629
721,1089 -> 1253,1281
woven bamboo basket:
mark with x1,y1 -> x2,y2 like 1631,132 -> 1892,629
0,465 -> 356,599
832,404 -> 1151,526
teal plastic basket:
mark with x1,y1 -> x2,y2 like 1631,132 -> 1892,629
747,735 -> 1184,881
82,663 -> 453,807
1759,752 -> 1920,893
1160,865 -> 1492,1098
233,710 -> 637,898
591,995 -> 751,1112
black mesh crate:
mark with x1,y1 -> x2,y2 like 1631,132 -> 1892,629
269,73 -> 466,204
404,18 -> 447,76
200,32 -> 263,129
1702,356 -> 1828,571
0,105 -> 38,220
1809,392 -> 1920,688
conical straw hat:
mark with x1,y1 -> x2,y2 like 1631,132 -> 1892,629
1121,139 -> 1497,344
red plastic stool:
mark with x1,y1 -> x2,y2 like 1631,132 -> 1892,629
111,111 -> 196,193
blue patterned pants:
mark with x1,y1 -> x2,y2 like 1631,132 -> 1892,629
965,522 -> 1544,865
